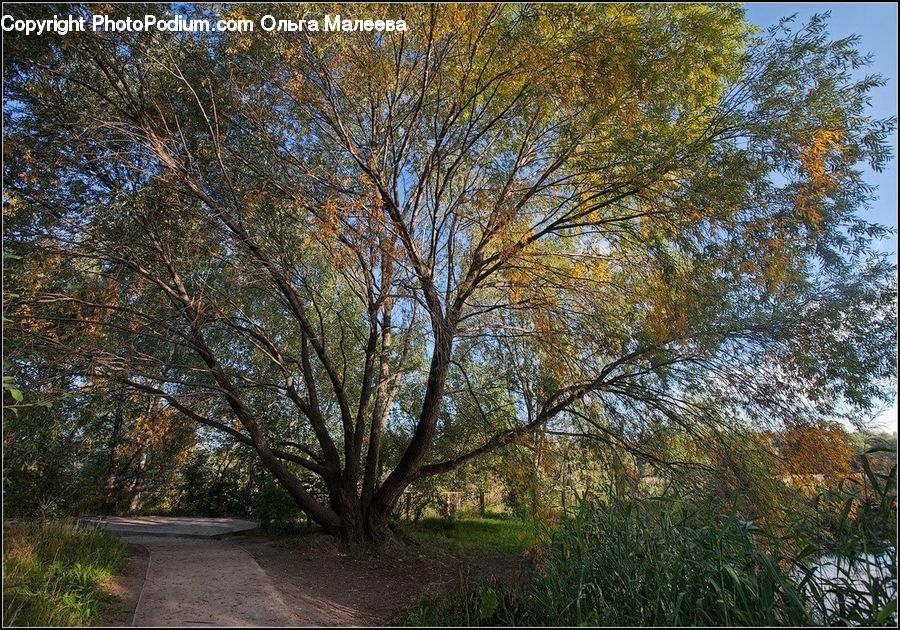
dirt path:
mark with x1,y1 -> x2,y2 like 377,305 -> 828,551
100,543 -> 150,626
125,536 -> 299,626
103,522 -> 527,626
237,534 -> 527,626
236,536 -> 464,626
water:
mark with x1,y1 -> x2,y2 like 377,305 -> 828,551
800,551 -> 897,620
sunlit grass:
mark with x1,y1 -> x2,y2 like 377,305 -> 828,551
405,514 -> 538,556
2,520 -> 128,627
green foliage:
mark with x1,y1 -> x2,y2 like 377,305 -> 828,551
396,452 -> 897,627
407,516 -> 537,557
799,448 -> 897,624
3,388 -> 194,518
252,475 -> 307,534
170,444 -> 253,518
2,521 -> 128,627
398,580 -> 511,627
3,375 -> 23,403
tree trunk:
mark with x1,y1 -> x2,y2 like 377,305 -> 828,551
128,450 -> 148,514
366,320 -> 456,532
244,458 -> 256,518
233,315 -> 459,543
101,395 -> 126,515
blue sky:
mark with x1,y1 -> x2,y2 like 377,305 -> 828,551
746,4 -> 898,431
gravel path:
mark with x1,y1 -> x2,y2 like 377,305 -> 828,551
125,536 -> 300,627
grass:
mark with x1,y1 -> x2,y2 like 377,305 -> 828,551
404,514 -> 538,556
398,499 -> 816,626
395,462 -> 898,627
2,520 -> 129,627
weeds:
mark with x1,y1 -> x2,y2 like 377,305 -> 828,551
2,520 -> 128,626
396,452 -> 897,626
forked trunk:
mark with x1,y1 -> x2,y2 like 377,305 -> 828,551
332,494 -> 392,543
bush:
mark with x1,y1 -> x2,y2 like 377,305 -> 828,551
253,477 -> 307,534
2,520 -> 128,626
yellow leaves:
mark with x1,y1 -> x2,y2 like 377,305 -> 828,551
222,7 -> 253,54
17,171 -> 39,185
284,69 -> 311,100
569,260 -> 588,280
645,291 -> 689,346
777,419 -> 854,494
225,38 -> 252,56
447,4 -> 473,32
615,12 -> 640,28
314,198 -> 340,240
119,403 -> 177,458
570,257 -> 609,283
3,193 -> 22,218
685,206 -> 707,222
738,236 -> 793,290
799,129 -> 845,185
641,259 -> 716,346
533,304 -> 552,338
17,145 -> 34,166
759,243 -> 793,288
223,7 -> 249,23
487,215 -> 533,264
507,267 -> 532,306
793,193 -> 820,225
2,140 -> 14,160
735,217 -> 809,292
794,128 -> 847,226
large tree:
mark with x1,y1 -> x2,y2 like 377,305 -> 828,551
3,3 -> 896,540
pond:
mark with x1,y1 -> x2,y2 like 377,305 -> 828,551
800,550 -> 897,621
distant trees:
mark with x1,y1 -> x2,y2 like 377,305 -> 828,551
3,385 -> 193,516
3,3 -> 896,540
776,419 -> 854,489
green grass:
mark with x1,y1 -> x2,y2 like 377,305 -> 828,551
2,520 -> 129,627
398,500 -> 815,626
396,479 -> 898,626
405,515 -> 538,556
